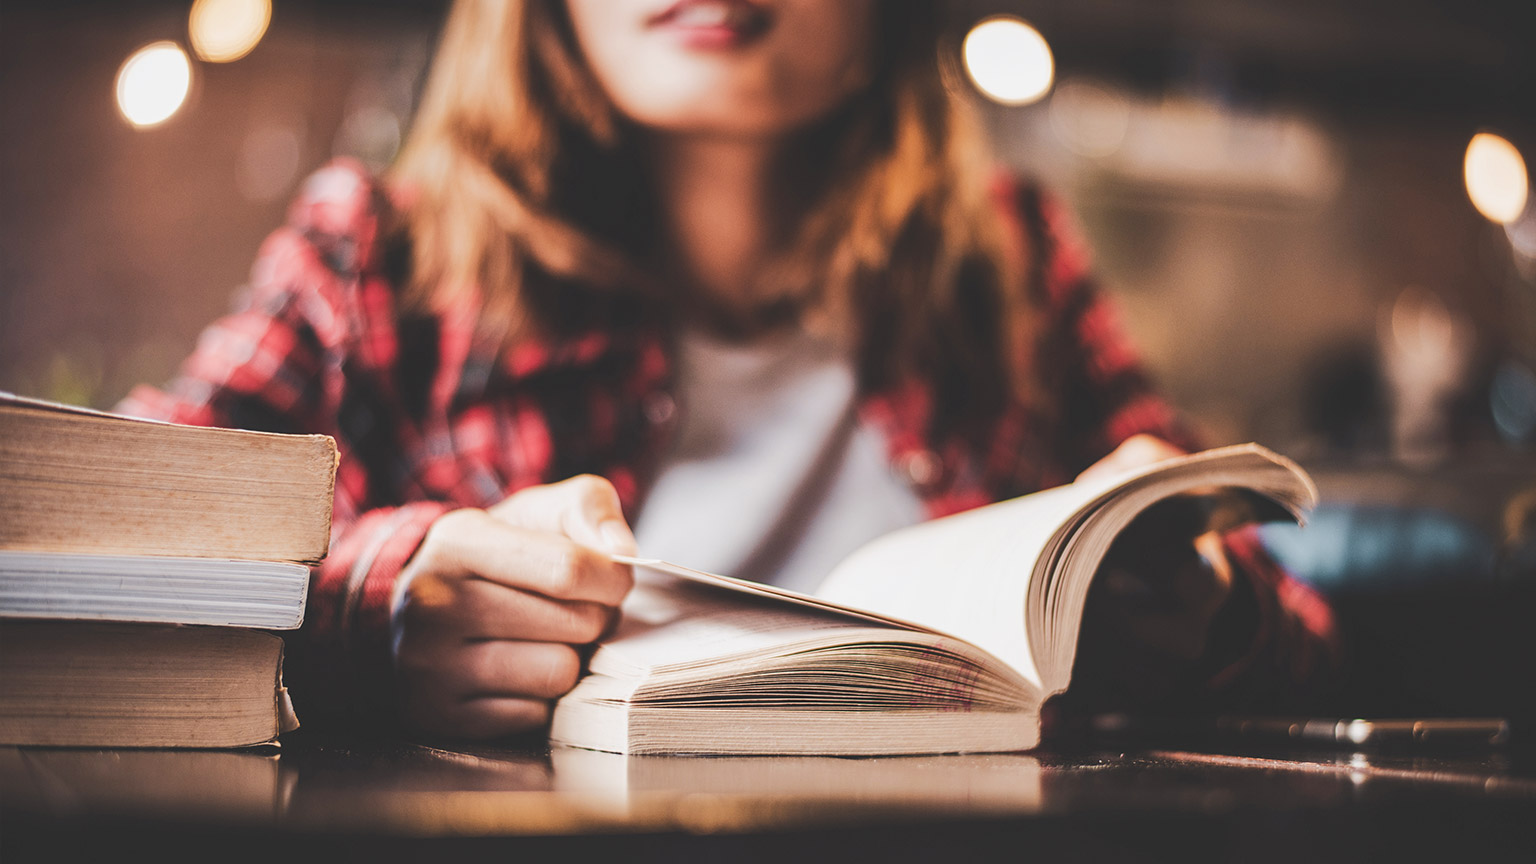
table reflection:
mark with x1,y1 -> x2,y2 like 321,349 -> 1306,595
4,732 -> 1533,838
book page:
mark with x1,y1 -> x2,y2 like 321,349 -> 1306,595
557,573 -> 1044,755
590,572 -> 1035,699
812,483 -> 1101,689
608,445 -> 1314,698
611,476 -> 1151,688
0,551 -> 310,629
1,396 -> 339,563
1026,447 -> 1315,689
610,556 -> 942,633
809,444 -> 1315,691
589,572 -> 927,678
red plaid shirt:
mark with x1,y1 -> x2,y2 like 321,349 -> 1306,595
121,160 -> 1337,726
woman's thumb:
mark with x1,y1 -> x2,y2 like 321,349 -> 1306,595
489,474 -> 637,556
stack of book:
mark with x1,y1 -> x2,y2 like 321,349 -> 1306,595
0,393 -> 337,748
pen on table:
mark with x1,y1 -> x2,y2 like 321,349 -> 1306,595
1089,713 -> 1512,751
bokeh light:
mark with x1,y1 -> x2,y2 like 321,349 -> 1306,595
962,16 -> 1054,106
189,0 -> 272,63
115,42 -> 192,128
1464,132 -> 1529,225
1389,286 -> 1461,361
1491,361 -> 1536,445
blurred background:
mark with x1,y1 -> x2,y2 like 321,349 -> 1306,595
5,0 -> 1534,457
2,0 -> 1534,721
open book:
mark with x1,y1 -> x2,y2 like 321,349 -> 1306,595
550,444 -> 1317,756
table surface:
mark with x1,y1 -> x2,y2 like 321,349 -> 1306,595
4,729 -> 1535,862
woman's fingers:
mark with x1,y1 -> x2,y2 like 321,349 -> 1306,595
1076,434 -> 1186,485
394,475 -> 640,740
488,474 -> 638,557
397,639 -> 585,736
440,639 -> 584,701
405,577 -> 616,644
416,508 -> 633,605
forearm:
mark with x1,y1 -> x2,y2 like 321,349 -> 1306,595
282,501 -> 450,728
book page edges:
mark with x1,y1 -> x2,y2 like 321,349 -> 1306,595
0,552 -> 311,630
1073,443 -> 1318,524
1026,443 -> 1319,692
552,704 -> 1039,756
0,624 -> 291,747
302,438 -> 341,565
1,393 -> 339,566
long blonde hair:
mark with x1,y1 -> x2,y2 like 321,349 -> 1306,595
391,0 -> 1038,429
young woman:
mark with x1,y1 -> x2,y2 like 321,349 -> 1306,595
121,0 -> 1337,739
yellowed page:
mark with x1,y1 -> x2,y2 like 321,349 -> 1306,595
553,573 -> 1042,755
813,483 -> 1100,689
589,573 -> 900,677
609,555 -> 940,633
815,444 -> 1315,692
609,445 -> 1314,697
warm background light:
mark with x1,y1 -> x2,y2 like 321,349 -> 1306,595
1464,132 -> 1529,224
962,16 -> 1054,106
115,42 -> 191,128
189,0 -> 272,63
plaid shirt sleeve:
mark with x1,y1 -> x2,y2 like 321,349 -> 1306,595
1026,184 -> 1341,707
1025,185 -> 1200,469
117,161 -> 434,725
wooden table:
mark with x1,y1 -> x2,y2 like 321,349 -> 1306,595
4,729 -> 1535,862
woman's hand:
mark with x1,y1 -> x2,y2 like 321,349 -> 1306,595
1074,433 -> 1187,486
393,475 -> 637,739
1068,435 -> 1239,709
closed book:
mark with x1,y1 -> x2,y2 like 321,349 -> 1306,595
0,392 -> 337,564
0,551 -> 309,629
0,621 -> 299,748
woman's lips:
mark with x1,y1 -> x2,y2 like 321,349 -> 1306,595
646,0 -> 773,49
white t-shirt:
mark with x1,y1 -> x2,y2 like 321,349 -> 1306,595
633,325 -> 926,593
